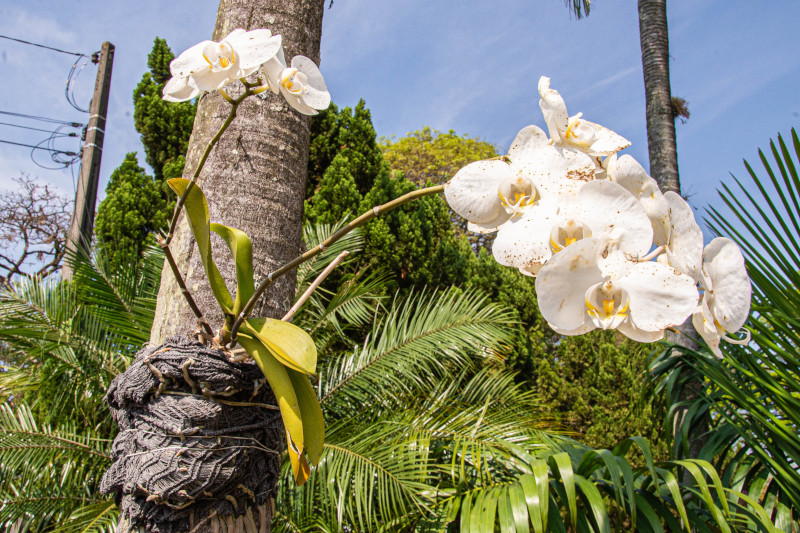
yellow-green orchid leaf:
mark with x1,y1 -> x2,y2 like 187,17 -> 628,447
210,223 -> 255,316
236,325 -> 304,465
167,178 -> 233,313
287,368 -> 324,466
245,317 -> 317,376
286,431 -> 312,486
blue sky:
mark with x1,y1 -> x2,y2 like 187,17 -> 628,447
1,1 -> 799,239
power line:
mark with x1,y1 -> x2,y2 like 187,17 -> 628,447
0,138 -> 78,156
0,120 -> 80,134
0,34 -> 86,57
0,110 -> 83,127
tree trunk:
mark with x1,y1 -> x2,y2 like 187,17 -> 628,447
151,0 -> 325,343
639,0 -> 709,474
638,0 -> 680,193
135,1 -> 324,531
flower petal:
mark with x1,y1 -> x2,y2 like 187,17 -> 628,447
444,160 -> 514,226
509,143 -> 596,201
281,90 -> 319,115
574,180 -> 653,258
507,125 -> 550,160
617,319 -> 665,343
302,86 -> 331,110
606,154 -> 671,245
170,41 -> 214,77
538,76 -> 568,143
703,237 -> 751,332
292,55 -> 326,91
663,191 -> 703,279
692,299 -> 723,358
191,67 -> 237,92
162,75 -> 200,102
227,29 -> 282,73
621,261 -> 698,332
492,199 -> 559,271
536,238 -> 606,332
262,48 -> 287,94
575,119 -> 631,157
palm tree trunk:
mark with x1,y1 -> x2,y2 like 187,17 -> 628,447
152,0 -> 324,341
639,0 -> 710,474
123,1 -> 325,531
638,0 -> 680,193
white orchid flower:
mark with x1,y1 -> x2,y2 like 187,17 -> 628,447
162,29 -> 282,102
444,124 -> 596,234
263,51 -> 330,115
536,238 -> 698,342
538,77 -> 631,158
492,179 -> 653,277
692,237 -> 752,357
605,154 -> 671,245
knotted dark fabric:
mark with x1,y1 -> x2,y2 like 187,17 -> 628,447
100,336 -> 283,533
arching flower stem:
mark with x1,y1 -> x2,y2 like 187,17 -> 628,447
639,245 -> 665,262
226,184 -> 446,344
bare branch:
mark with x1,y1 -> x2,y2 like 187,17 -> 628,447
0,174 -> 71,285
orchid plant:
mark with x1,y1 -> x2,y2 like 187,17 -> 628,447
158,28 -> 444,487
445,76 -> 752,354
160,30 -> 751,492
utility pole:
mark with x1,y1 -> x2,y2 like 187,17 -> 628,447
62,41 -> 114,281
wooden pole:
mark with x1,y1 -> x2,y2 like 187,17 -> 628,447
62,41 -> 114,281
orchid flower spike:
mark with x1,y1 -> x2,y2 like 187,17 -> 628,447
538,76 -> 631,158
693,237 -> 752,357
263,50 -> 330,115
163,29 -> 282,102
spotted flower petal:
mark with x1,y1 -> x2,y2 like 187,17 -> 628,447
492,197 -> 559,274
663,192 -> 704,279
538,76 -> 630,157
702,237 -> 751,333
605,154 -> 671,245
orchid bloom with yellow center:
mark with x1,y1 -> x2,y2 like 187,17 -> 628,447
536,238 -> 699,342
538,76 -> 631,158
262,50 -> 331,115
492,179 -> 653,277
162,29 -> 282,102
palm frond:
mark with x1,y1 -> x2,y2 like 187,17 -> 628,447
318,288 -> 516,413
650,129 -> 800,528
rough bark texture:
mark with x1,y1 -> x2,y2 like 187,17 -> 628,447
133,1 -> 325,531
638,0 -> 680,193
151,0 -> 325,343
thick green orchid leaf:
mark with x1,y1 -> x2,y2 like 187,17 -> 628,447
167,178 -> 233,314
286,368 -> 325,466
245,317 -> 317,376
210,223 -> 255,316
236,324 -> 306,482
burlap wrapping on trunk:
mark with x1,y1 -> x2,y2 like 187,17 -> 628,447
100,336 -> 283,532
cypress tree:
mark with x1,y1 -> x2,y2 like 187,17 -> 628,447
95,38 -> 196,268
94,153 -> 166,270
132,38 -> 196,181
304,153 -> 362,225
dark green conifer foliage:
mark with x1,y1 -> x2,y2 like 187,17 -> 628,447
337,100 -> 383,195
132,38 -> 196,181
534,329 -> 669,459
304,153 -> 361,225
95,38 -> 195,268
94,153 -> 167,270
